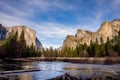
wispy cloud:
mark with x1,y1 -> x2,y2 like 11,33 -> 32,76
0,0 -> 75,18
0,0 -> 120,48
0,12 -> 78,48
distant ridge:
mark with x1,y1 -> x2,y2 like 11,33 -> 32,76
0,24 -> 43,51
62,19 -> 120,49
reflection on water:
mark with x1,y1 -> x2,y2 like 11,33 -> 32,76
0,61 -> 120,80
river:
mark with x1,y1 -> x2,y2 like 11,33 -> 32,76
0,61 -> 120,80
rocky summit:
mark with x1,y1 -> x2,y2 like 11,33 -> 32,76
0,24 -> 43,51
63,19 -> 120,49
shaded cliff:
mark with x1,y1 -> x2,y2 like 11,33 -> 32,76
63,19 -> 120,49
0,24 -> 43,51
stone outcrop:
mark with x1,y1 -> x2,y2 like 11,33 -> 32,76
0,24 -> 43,51
63,19 -> 120,49
0,24 -> 6,40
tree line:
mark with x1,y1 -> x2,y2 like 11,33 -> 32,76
0,31 -> 40,58
0,31 -> 120,58
41,36 -> 120,57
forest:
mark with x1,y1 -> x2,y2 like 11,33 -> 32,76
0,31 -> 40,58
0,31 -> 120,58
42,36 -> 120,57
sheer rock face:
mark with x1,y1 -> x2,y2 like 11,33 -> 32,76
0,24 -> 43,51
63,19 -> 120,49
0,24 -> 6,40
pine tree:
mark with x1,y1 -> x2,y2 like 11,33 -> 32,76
94,43 -> 100,57
18,30 -> 27,57
53,49 -> 58,57
114,36 -> 120,56
99,44 -> 106,57
49,47 -> 53,57
87,40 -> 94,57
105,37 -> 114,56
4,31 -> 18,58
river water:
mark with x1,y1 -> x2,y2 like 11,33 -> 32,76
0,61 -> 120,80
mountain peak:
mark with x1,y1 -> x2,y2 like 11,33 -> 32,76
63,19 -> 120,49
0,24 -> 43,51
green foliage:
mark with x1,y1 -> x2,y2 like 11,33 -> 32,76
113,36 -> 120,56
1,30 -> 120,58
40,35 -> 120,57
99,44 -> 106,57
0,30 -> 40,58
4,31 -> 18,58
57,36 -> 120,57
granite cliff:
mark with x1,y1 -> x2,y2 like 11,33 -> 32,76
63,19 -> 120,49
0,24 -> 43,51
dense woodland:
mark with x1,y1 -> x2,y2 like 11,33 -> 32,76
42,36 -> 120,57
0,31 -> 120,58
0,31 -> 40,58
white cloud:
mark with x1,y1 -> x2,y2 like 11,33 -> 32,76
0,12 -> 78,48
0,0 -> 120,48
25,0 -> 75,11
0,0 -> 75,18
36,22 -> 77,38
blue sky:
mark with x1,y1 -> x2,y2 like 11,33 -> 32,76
0,0 -> 120,48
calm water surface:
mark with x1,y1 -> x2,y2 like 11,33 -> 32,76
0,61 -> 120,80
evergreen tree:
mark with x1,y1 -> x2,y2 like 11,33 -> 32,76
53,49 -> 58,57
49,47 -> 53,57
105,37 -> 114,57
76,44 -> 81,56
94,43 -> 100,57
18,30 -> 27,57
40,48 -> 45,57
114,36 -> 120,56
29,43 -> 37,57
87,40 -> 94,57
99,44 -> 106,57
4,31 -> 18,58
